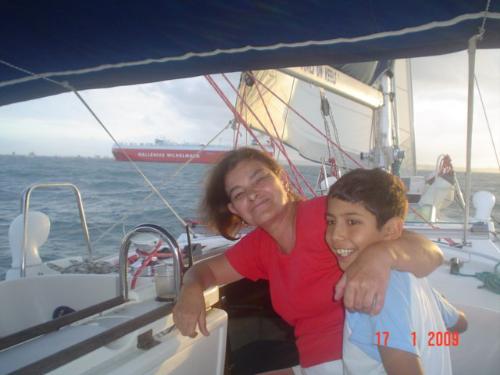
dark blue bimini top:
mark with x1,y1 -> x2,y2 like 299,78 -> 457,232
1,0 -> 499,106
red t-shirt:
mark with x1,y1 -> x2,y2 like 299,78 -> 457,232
225,196 -> 344,367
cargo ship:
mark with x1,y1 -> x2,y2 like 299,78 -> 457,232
112,139 -> 233,164
112,139 -> 274,164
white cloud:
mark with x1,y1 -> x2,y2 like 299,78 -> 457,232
0,53 -> 498,168
411,49 -> 500,169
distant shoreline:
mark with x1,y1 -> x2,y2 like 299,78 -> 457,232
1,154 -> 498,173
417,164 -> 500,174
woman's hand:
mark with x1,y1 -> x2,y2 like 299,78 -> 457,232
173,284 -> 209,337
172,253 -> 243,337
334,242 -> 395,315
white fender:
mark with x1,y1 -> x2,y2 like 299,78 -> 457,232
418,176 -> 455,211
472,191 -> 496,221
8,211 -> 50,271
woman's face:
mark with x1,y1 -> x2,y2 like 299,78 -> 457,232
225,159 -> 288,227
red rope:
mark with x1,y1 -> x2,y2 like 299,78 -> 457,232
206,73 -> 454,237
130,240 -> 163,290
438,155 -> 454,177
205,75 -> 267,151
329,158 -> 340,178
233,83 -> 248,148
222,73 -> 310,196
210,74 -> 462,239
409,207 -> 440,230
247,71 -> 318,197
252,74 -> 364,168
205,74 -> 314,197
218,73 -> 317,197
409,205 -> 458,245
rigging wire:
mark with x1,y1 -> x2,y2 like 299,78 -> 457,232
319,91 -> 334,161
228,72 -> 317,196
328,110 -> 345,169
319,89 -> 345,173
2,58 -> 497,244
389,71 -> 404,176
247,80 -> 305,195
252,75 -> 364,168
233,81 -> 248,148
205,74 -> 267,151
72,90 -> 189,228
0,58 -> 201,241
245,71 -> 311,196
93,121 -> 234,246
478,0 -> 492,39
206,73 -> 317,197
474,74 -> 500,171
277,77 -> 297,161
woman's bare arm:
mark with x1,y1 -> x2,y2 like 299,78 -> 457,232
335,230 -> 443,314
173,254 -> 243,336
384,230 -> 443,277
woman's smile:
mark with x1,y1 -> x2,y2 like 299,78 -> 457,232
225,159 -> 288,227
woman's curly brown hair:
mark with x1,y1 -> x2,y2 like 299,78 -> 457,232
200,147 -> 301,239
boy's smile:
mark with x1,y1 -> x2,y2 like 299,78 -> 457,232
326,198 -> 386,271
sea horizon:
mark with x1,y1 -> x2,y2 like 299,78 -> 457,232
2,153 -> 499,173
0,154 -> 499,280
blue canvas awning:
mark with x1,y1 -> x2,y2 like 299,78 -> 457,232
1,0 -> 499,107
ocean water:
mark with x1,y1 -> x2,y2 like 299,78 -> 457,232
0,155 -> 499,279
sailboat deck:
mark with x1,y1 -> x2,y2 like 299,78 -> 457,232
0,299 -> 174,374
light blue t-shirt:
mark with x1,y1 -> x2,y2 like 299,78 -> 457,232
343,271 -> 459,375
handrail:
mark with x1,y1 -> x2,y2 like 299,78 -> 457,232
19,183 -> 94,277
119,224 -> 183,301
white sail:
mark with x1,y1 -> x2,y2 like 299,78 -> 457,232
393,59 -> 417,176
236,61 -> 416,173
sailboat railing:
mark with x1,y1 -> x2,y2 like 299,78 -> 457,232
19,183 -> 94,278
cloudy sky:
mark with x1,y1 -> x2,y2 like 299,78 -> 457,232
0,49 -> 499,170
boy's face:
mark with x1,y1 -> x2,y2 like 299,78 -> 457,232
325,197 -> 387,271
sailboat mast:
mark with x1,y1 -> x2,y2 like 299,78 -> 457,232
463,35 -> 480,244
374,70 -> 395,171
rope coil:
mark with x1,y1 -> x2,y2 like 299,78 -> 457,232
453,260 -> 500,295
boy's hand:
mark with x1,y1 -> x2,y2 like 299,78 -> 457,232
335,242 -> 394,315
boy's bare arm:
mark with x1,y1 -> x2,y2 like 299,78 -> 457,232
378,346 -> 424,375
449,311 -> 468,333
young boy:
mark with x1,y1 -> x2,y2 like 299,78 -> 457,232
325,168 -> 467,375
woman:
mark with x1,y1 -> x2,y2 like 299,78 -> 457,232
173,147 -> 442,374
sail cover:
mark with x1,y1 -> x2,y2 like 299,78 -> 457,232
1,1 -> 500,107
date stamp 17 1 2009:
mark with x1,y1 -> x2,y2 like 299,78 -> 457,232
375,331 -> 460,347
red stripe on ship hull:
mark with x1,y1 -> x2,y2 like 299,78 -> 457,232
112,148 -> 227,164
